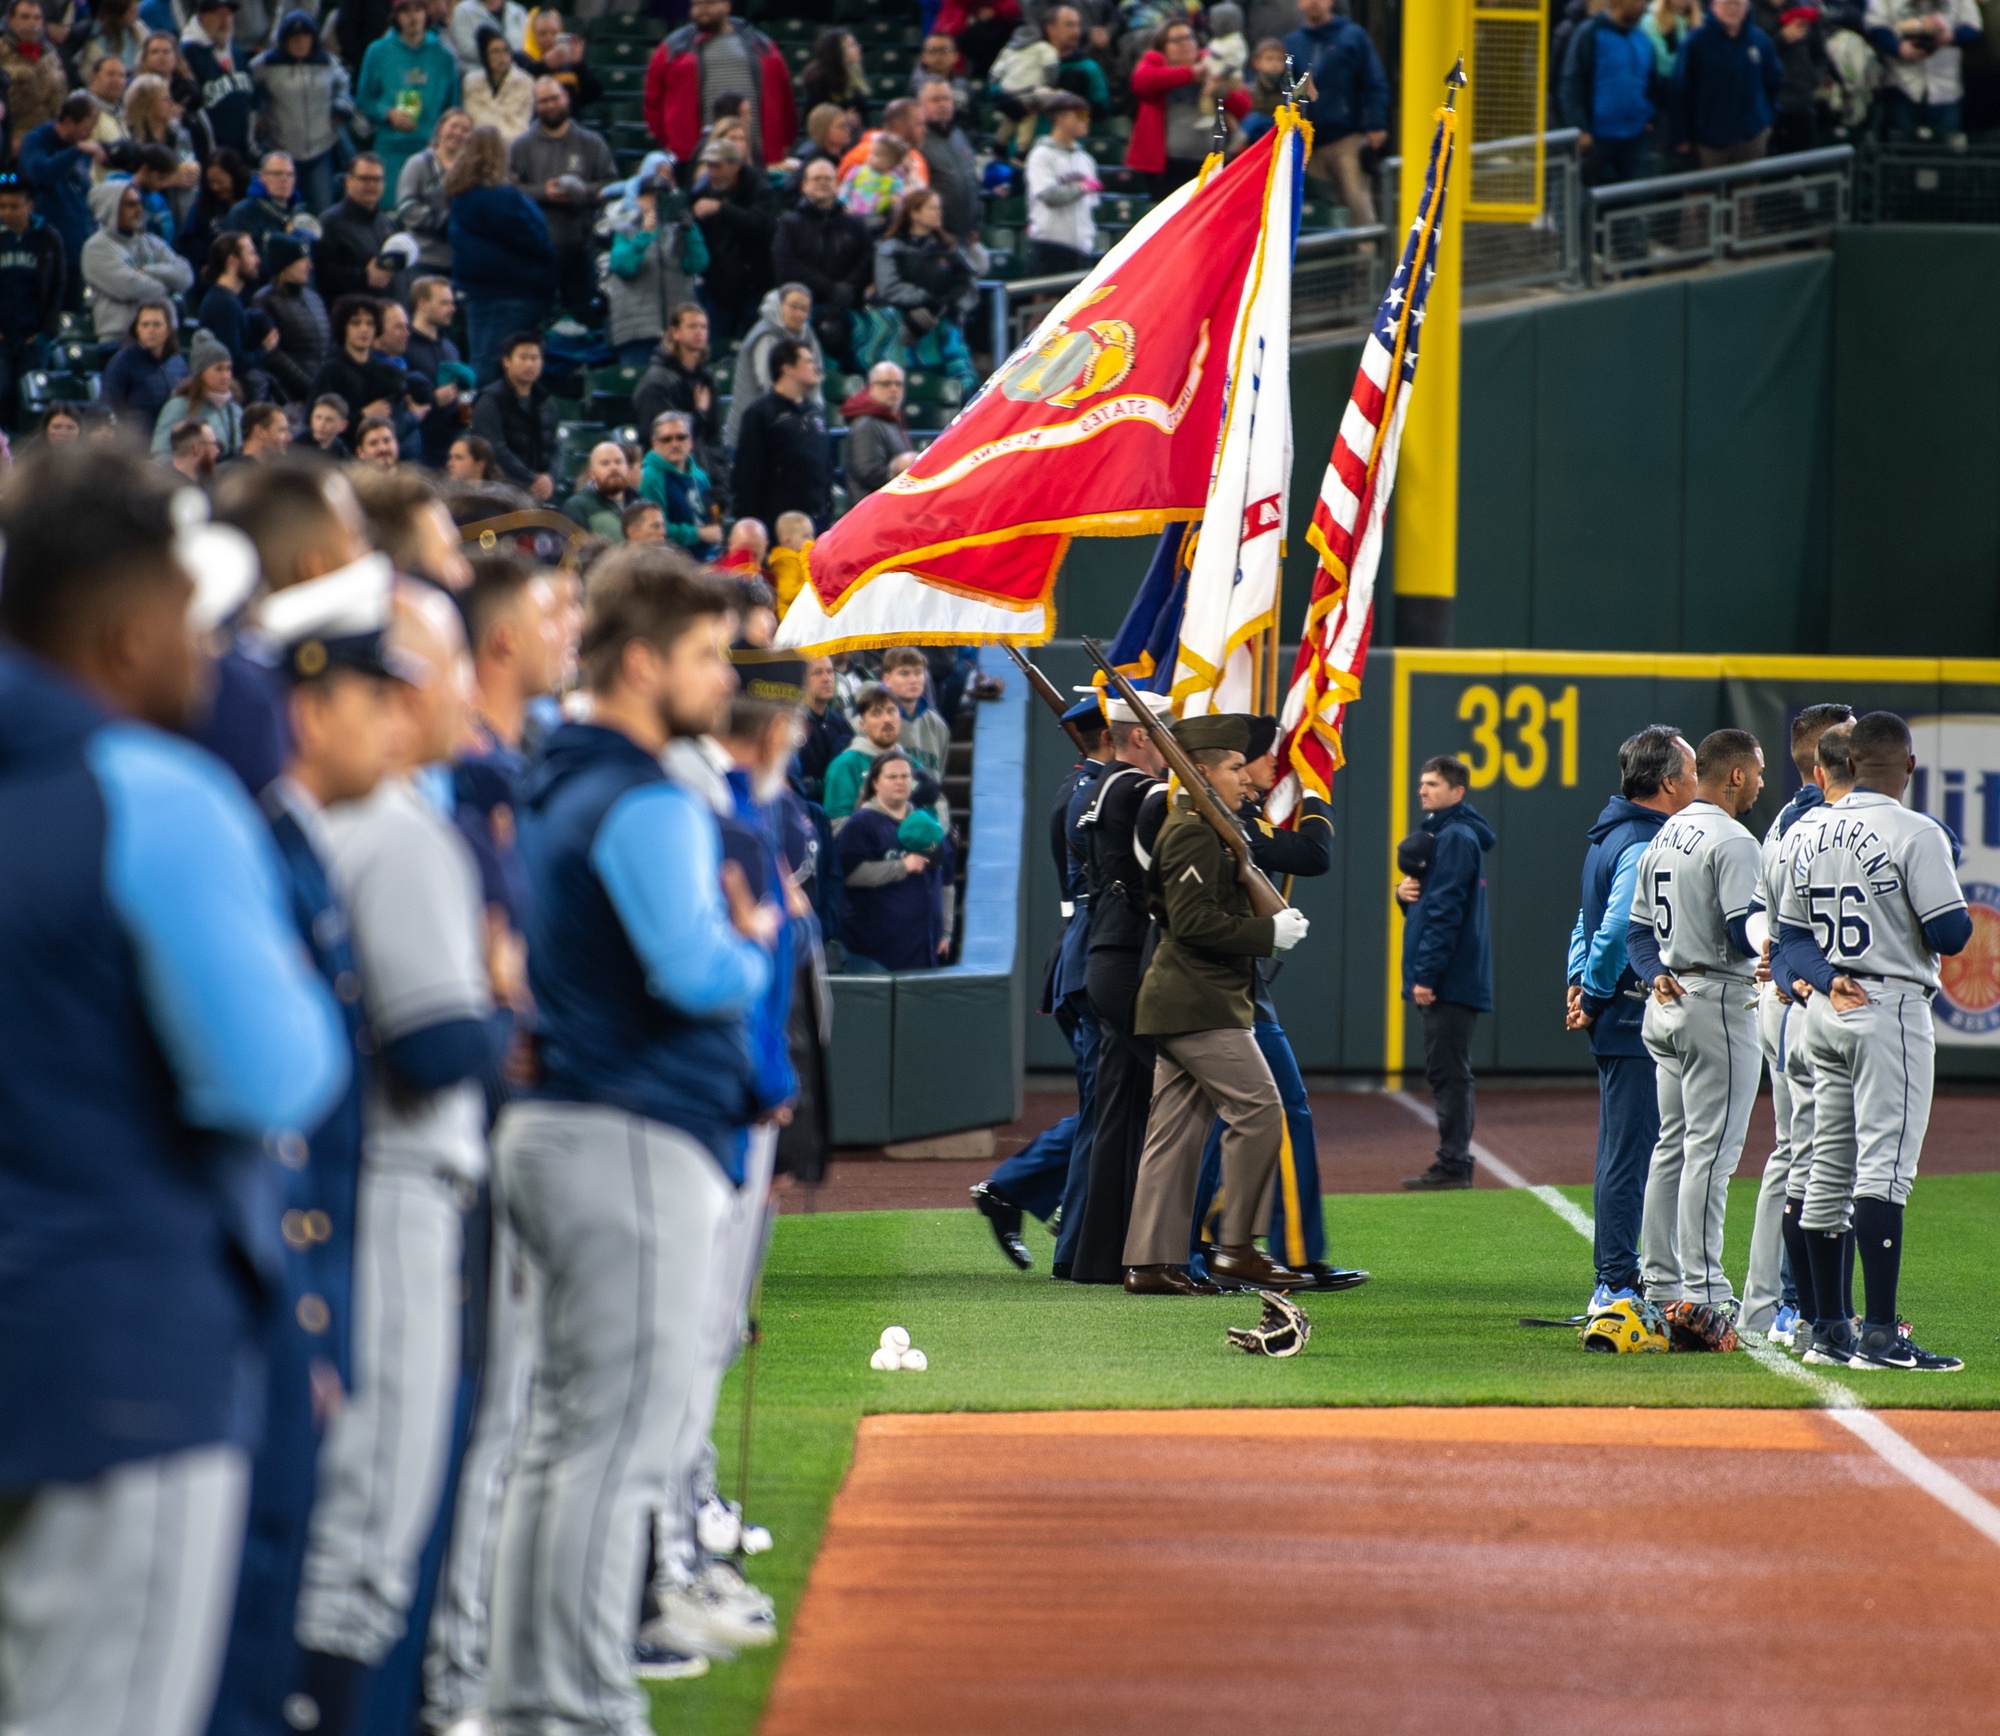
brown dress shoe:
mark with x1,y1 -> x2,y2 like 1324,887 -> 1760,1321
1124,1264 -> 1200,1295
1208,1244 -> 1308,1289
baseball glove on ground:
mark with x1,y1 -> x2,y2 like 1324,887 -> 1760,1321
1226,1290 -> 1312,1357
1661,1299 -> 1739,1353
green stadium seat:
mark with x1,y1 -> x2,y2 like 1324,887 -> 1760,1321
600,62 -> 645,94
591,35 -> 649,66
555,420 -> 608,478
1097,193 -> 1151,226
873,45 -> 909,73
902,371 -> 962,408
585,362 -> 642,422
19,370 -> 98,417
601,91 -> 646,125
45,338 -> 96,371
985,193 -> 1026,225
587,9 -> 665,42
868,71 -> 903,100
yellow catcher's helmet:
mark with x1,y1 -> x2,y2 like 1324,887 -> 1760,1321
1581,1297 -> 1670,1355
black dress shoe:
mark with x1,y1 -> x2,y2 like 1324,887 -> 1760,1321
1051,1260 -> 1072,1281
1293,1263 -> 1371,1292
969,1182 -> 1032,1270
1124,1264 -> 1201,1295
1208,1244 -> 1309,1289
1403,1162 -> 1474,1191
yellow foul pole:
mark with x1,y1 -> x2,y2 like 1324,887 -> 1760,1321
1392,4 -> 1465,647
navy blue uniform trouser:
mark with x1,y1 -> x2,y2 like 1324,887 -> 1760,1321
986,1001 -> 1098,1269
1188,1019 -> 1324,1267
1594,1049 -> 1658,1292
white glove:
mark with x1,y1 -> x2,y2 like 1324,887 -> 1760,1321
1272,907 -> 1310,952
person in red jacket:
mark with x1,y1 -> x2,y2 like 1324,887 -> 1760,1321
644,0 -> 797,167
1126,18 -> 1252,196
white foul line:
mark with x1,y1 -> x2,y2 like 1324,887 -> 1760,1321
1386,1089 -> 2000,1549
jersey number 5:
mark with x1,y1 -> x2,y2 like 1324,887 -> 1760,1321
1652,869 -> 1673,941
1807,885 -> 1872,958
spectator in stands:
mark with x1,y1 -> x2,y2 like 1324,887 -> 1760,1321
638,408 -> 718,557
914,33 -> 975,118
604,154 -> 710,368
396,105 -> 470,270
836,750 -> 952,969
307,390 -> 350,453
0,173 -> 65,425
1131,18 -> 1251,199
796,653 -> 853,801
796,102 -> 859,173
20,94 -> 102,293
732,335 -> 828,532
195,230 -> 276,377
470,328 -> 554,496
633,299 -> 722,474
620,497 -> 665,542
447,121 -> 554,380
799,26 -> 868,123
1282,0 -> 1385,220
252,13 -> 350,214
767,508 -> 811,607
176,149 -> 250,273
837,97 -> 932,190
315,153 -> 394,301
562,438 -> 631,538
1561,0 -> 1659,185
1669,0 -> 1780,164
1771,7 -> 1834,153
1,0 -> 70,155
688,136 -> 774,345
838,132 -> 917,229
165,413 -> 221,477
448,0 -> 526,69
85,57 -> 131,157
874,187 -> 979,388
841,360 -> 911,496
28,399 -> 80,445
250,230 -> 326,397
772,157 -> 871,369
237,394 -> 289,456
992,4 -> 1108,150
358,0 -> 462,196
120,76 -> 201,224
718,510 -> 766,574
917,76 -> 981,244
728,281 -> 822,447
310,293 -> 404,430
353,412 -> 399,464
879,643 -> 951,781
823,680 -> 900,820
1866,0 -> 1980,140
519,10 -> 600,112
1643,0 -> 1697,73
224,151 -> 319,267
950,0 -> 1020,85
405,272 -> 460,378
643,0 -> 798,169
465,25 -> 533,139
101,297 -> 185,426
1238,35 -> 1292,143
509,75 -> 613,319
1024,90 -> 1097,274
151,327 -> 239,452
445,429 -> 501,478
82,176 -> 194,340
182,0 -> 256,159
79,0 -> 146,77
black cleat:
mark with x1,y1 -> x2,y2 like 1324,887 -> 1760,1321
1402,1162 -> 1473,1192
969,1182 -> 1032,1270
1291,1263 -> 1371,1292
1850,1321 -> 1963,1372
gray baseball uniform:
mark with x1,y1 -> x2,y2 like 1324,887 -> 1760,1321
1782,790 -> 1965,1231
1630,799 -> 1763,1307
1741,809 -> 1802,1330
296,778 -> 492,1666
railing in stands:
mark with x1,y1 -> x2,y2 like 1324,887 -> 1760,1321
1377,127 -> 1586,296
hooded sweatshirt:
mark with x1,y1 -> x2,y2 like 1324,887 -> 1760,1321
724,286 -> 823,450
1402,799 -> 1496,1010
355,24 -> 461,187
1566,794 -> 1668,1058
182,16 -> 258,155
0,212 -> 66,345
839,383 -> 910,495
252,13 -> 353,163
81,177 -> 195,341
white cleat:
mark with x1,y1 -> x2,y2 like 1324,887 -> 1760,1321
642,1580 -> 777,1661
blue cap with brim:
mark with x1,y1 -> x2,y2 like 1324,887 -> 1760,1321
1062,687 -> 1105,727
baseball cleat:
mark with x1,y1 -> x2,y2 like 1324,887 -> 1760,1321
643,1580 -> 778,1659
1402,1161 -> 1473,1191
1589,1282 -> 1640,1314
698,1559 -> 777,1623
1802,1319 -> 1860,1367
1769,1304 -> 1801,1348
968,1182 -> 1032,1270
1848,1322 -> 1963,1372
632,1641 -> 710,1682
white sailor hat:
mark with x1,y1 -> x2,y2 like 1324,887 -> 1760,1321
257,552 -> 411,684
1102,687 -> 1174,727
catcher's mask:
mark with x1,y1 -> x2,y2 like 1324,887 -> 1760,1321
1227,1290 -> 1312,1358
1580,1296 -> 1670,1355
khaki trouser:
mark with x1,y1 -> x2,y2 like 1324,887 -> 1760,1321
1307,132 -> 1376,227
1123,1027 -> 1282,1267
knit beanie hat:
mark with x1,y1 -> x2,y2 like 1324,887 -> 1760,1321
186,328 -> 231,378
264,231 -> 308,276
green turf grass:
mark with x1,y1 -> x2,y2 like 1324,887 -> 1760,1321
653,1172 -> 2000,1733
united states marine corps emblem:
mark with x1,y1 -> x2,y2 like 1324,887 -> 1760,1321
1000,295 -> 1137,408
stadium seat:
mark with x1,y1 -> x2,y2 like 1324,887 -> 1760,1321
585,362 -> 641,423
555,420 -> 608,479
586,9 -> 665,42
600,63 -> 644,94
590,35 -> 651,66
19,370 -> 98,417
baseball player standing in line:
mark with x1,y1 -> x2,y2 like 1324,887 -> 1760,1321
1775,711 -> 1970,1372
1625,729 -> 1765,1316
1567,726 -> 1697,1311
0,447 -> 346,1736
487,553 -> 774,1736
290,585 -> 515,1736
1738,704 -> 1853,1339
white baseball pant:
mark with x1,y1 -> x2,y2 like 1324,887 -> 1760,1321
1739,987 -> 1798,1331
1801,983 -> 1936,1232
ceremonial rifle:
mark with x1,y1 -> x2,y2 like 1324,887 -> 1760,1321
1081,637 -> 1289,919
1003,646 -> 1090,752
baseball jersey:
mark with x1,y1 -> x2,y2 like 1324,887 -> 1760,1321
1628,799 -> 1762,977
1776,789 -> 1966,990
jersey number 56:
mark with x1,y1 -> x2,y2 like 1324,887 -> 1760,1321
1807,885 -> 1872,958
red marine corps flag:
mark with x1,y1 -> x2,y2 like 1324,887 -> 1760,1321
775,115 -> 1308,654
1267,75 -> 1460,826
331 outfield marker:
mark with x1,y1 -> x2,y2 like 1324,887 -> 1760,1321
1385,1090 -> 2000,1549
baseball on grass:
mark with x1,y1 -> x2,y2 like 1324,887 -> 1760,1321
879,1326 -> 911,1353
899,1348 -> 928,1372
868,1347 -> 899,1371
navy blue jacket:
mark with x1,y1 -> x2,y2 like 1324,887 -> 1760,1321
101,340 -> 190,429
0,213 -> 65,345
183,33 -> 260,155
18,122 -> 94,268
1560,11 -> 1659,140
1670,16 -> 1781,148
1568,794 -> 1669,1058
1044,754 -> 1109,1012
515,721 -> 768,1172
1402,799 -> 1495,1010
1282,17 -> 1389,138
0,649 -> 344,1484
448,182 -> 557,302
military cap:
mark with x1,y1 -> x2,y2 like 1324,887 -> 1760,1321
1243,714 -> 1280,762
1063,686 -> 1107,727
258,552 -> 408,684
1171,713 -> 1250,754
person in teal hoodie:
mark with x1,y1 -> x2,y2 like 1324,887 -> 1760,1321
355,0 -> 459,193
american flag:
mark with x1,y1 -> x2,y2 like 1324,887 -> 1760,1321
1269,90 -> 1459,826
